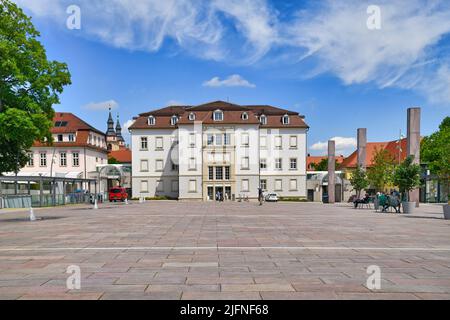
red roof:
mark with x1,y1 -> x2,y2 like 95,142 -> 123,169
307,155 -> 345,171
108,148 -> 132,163
340,138 -> 408,169
130,101 -> 309,130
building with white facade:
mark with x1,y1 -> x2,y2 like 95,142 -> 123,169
18,112 -> 108,181
129,101 -> 309,201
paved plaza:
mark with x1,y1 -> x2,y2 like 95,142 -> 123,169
0,201 -> 449,300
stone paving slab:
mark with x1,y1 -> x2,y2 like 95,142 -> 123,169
0,201 -> 449,300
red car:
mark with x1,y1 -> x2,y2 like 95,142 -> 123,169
109,187 -> 128,202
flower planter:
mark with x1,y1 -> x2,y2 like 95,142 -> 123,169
402,201 -> 415,214
444,204 -> 450,220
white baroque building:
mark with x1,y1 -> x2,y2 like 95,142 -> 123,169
129,101 -> 309,201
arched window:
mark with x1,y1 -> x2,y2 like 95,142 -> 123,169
171,115 -> 178,126
213,110 -> 223,121
148,116 -> 155,126
282,114 -> 290,125
242,112 -> 248,120
260,114 -> 267,125
188,113 -> 196,121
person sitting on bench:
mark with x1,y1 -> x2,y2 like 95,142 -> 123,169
354,193 -> 370,209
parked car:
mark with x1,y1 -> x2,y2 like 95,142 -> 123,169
109,187 -> 128,202
265,193 -> 279,202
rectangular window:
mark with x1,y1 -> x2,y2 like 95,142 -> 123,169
290,179 -> 298,191
260,179 -> 267,191
260,158 -> 267,170
241,179 -> 249,192
57,134 -> 63,142
171,161 -> 179,171
215,134 -> 223,146
275,179 -> 283,191
155,160 -> 164,171
290,136 -> 298,148
140,180 -> 148,193
241,133 -> 249,146
189,133 -> 196,147
40,153 -> 47,167
27,153 -> 34,167
275,158 -> 282,170
216,167 -> 223,180
171,180 -> 179,192
225,167 -> 230,180
224,133 -> 231,145
68,134 -> 75,142
207,134 -> 214,146
241,157 -> 250,170
208,167 -> 214,180
189,158 -> 196,170
189,180 -> 197,192
140,137 -> 148,150
72,153 -> 79,166
140,160 -> 149,172
156,180 -> 164,192
290,158 -> 297,170
275,136 -> 282,149
60,152 -> 67,167
260,136 -> 267,148
155,137 -> 163,150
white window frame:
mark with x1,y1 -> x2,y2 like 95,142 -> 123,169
275,158 -> 282,170
290,135 -> 298,149
27,153 -> 34,167
260,136 -> 267,148
40,153 -> 47,167
241,179 -> 250,192
156,180 -> 164,192
275,136 -> 282,149
282,114 -> 290,125
188,113 -> 196,121
188,157 -> 196,171
290,179 -> 298,191
148,116 -> 155,126
260,158 -> 267,170
275,179 -> 283,191
241,133 -> 249,146
140,160 -> 149,172
260,115 -> 267,125
242,112 -> 248,120
155,159 -> 164,172
213,110 -> 224,122
72,152 -> 80,167
241,157 -> 250,170
260,179 -> 267,191
68,134 -> 75,142
189,133 -> 196,147
290,158 -> 298,170
189,180 -> 197,193
155,137 -> 164,150
140,137 -> 148,150
171,115 -> 178,126
60,152 -> 67,167
140,180 -> 149,193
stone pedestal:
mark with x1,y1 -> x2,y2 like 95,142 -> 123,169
328,140 -> 336,204
407,108 -> 421,207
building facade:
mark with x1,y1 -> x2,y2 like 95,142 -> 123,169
129,101 -> 309,201
18,112 -> 108,181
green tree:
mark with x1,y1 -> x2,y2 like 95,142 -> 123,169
312,158 -> 340,171
0,0 -> 71,174
393,156 -> 421,202
367,147 -> 395,192
421,117 -> 450,203
108,157 -> 119,165
349,166 -> 369,198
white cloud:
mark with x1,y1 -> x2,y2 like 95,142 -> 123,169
122,119 -> 135,134
310,137 -> 357,156
83,100 -> 118,111
203,74 -> 256,88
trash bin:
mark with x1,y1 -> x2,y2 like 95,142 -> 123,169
322,194 -> 329,204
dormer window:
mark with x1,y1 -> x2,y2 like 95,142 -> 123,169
171,115 -> 178,126
188,113 -> 196,121
148,116 -> 155,126
260,114 -> 267,125
213,110 -> 223,122
282,114 -> 290,125
242,112 -> 249,120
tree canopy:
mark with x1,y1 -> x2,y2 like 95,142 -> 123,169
0,0 -> 71,174
393,155 -> 421,201
349,166 -> 369,197
421,117 -> 450,181
311,158 -> 340,171
367,147 -> 395,192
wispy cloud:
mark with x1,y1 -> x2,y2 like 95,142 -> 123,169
14,0 -> 450,104
203,74 -> 256,88
83,100 -> 118,111
310,137 -> 357,156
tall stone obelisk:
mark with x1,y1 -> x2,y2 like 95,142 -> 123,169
357,128 -> 367,169
407,107 -> 421,207
328,140 -> 336,204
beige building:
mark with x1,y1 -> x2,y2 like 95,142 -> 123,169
130,101 -> 309,201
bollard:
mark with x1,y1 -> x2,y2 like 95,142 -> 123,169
125,198 -> 128,205
29,207 -> 36,221
94,198 -> 98,210
139,197 -> 143,204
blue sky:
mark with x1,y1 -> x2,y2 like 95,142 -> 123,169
14,0 -> 450,155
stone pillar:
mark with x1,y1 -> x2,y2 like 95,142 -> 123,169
357,128 -> 367,170
407,107 -> 421,207
328,140 -> 336,204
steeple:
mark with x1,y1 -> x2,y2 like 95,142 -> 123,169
116,114 -> 124,142
106,107 -> 116,137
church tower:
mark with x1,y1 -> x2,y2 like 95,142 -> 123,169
116,114 -> 125,146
